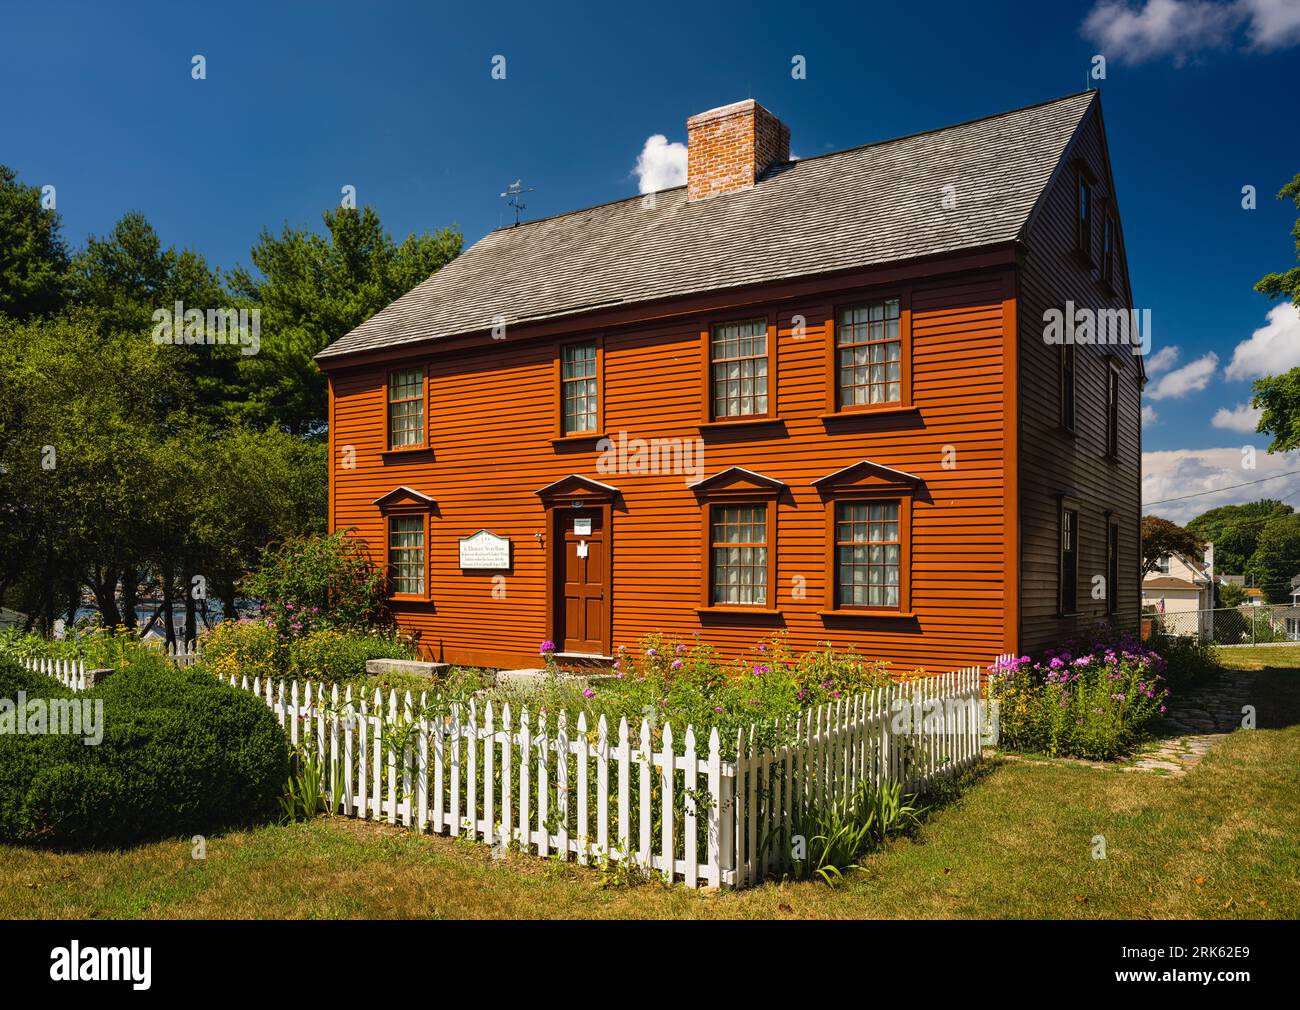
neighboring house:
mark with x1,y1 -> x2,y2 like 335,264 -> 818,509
317,92 -> 1142,671
1141,553 -> 1214,616
1245,587 -> 1265,607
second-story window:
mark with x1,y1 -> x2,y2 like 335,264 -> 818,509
710,319 -> 768,419
1076,170 -> 1093,263
837,298 -> 901,408
1102,213 -> 1116,287
561,341 -> 599,434
1060,344 -> 1076,431
387,367 -> 425,449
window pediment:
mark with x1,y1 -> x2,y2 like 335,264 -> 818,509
813,460 -> 922,496
373,486 -> 437,512
688,466 -> 786,499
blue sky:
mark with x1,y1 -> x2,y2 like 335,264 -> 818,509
3,0 -> 1298,521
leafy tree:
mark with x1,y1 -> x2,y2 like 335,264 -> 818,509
70,212 -> 240,427
1248,514 -> 1300,603
1255,172 -> 1300,308
0,164 -> 69,319
1186,499 -> 1294,576
1216,582 -> 1247,607
229,206 -> 461,434
1251,174 -> 1300,453
1141,515 -> 1203,577
1253,369 -> 1300,454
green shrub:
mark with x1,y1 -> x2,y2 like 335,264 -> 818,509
287,628 -> 415,684
199,617 -> 283,683
1152,633 -> 1220,691
0,655 -> 290,847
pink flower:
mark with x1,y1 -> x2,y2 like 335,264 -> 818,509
583,688 -> 594,699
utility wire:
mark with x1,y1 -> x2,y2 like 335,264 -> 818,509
1144,468 -> 1300,506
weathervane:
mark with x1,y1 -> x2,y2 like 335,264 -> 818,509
500,179 -> 534,226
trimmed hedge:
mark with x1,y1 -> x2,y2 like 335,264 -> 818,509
0,656 -> 290,847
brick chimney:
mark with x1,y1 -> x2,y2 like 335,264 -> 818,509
686,99 -> 790,202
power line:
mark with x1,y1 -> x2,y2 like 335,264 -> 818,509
1144,468 -> 1300,506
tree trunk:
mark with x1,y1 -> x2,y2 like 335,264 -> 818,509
119,566 -> 138,633
182,558 -> 197,645
161,562 -> 176,649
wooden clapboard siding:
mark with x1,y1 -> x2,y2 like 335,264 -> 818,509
328,263 -> 1016,672
1016,103 -> 1143,653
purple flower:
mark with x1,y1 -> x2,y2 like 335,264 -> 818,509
675,643 -> 686,655
539,639 -> 556,656
714,706 -> 724,713
647,648 -> 658,658
671,659 -> 684,671
583,688 -> 595,699
753,664 -> 770,676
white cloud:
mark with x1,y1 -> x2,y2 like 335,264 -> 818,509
1143,446 -> 1300,524
1224,302 -> 1300,381
1242,0 -> 1300,49
1146,345 -> 1180,375
1142,403 -> 1159,426
632,134 -> 687,194
1147,351 -> 1219,400
1081,0 -> 1300,62
1211,402 -> 1263,432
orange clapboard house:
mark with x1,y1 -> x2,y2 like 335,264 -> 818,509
316,92 -> 1143,672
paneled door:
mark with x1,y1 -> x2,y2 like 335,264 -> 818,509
553,505 -> 609,655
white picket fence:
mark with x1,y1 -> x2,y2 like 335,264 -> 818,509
218,660 -> 1001,888
19,656 -> 88,691
11,650 -> 1004,888
167,641 -> 204,668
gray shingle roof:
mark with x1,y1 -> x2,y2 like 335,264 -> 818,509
316,91 -> 1096,362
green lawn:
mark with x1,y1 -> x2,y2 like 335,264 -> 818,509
3,649 -> 1297,919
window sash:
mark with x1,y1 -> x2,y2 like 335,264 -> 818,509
1061,508 -> 1078,613
710,320 -> 768,418
835,500 -> 901,608
1077,175 -> 1092,260
1061,345 -> 1076,430
836,299 -> 901,408
388,516 -> 425,595
710,504 -> 768,605
388,368 -> 424,448
561,342 -> 598,434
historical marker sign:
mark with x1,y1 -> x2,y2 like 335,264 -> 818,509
459,529 -> 511,569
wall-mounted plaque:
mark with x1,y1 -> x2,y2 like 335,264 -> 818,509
573,517 -> 592,536
459,529 -> 511,570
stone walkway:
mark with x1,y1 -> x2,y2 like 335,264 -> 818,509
1124,670 -> 1257,776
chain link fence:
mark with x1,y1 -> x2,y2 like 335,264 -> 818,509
1142,604 -> 1300,646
